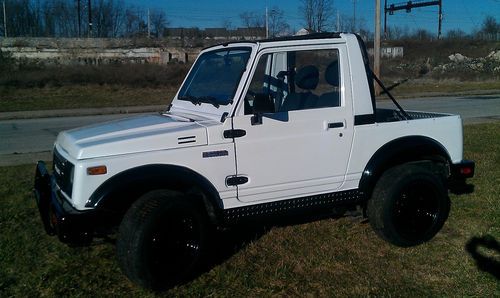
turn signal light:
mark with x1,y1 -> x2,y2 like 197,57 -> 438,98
87,166 -> 107,175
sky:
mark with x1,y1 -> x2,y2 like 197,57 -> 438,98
128,0 -> 500,35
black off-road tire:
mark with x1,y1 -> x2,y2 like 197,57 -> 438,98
116,190 -> 208,290
367,163 -> 450,247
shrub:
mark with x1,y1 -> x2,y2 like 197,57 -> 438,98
0,49 -> 15,73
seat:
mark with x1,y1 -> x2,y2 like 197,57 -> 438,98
317,61 -> 340,108
280,65 -> 319,112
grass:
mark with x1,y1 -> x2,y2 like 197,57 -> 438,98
0,123 -> 499,296
0,85 -> 176,112
385,80 -> 500,98
0,63 -> 188,112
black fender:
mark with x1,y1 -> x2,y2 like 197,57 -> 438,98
86,164 -> 223,224
358,136 -> 451,199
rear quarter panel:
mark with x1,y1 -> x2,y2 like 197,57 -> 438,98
343,114 -> 463,189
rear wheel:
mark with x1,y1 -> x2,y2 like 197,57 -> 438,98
367,163 -> 450,247
117,190 -> 208,290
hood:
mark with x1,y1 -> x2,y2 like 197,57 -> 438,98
56,114 -> 208,160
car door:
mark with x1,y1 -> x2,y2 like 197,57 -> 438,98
231,45 -> 354,203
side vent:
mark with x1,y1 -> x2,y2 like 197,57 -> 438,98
178,136 -> 196,145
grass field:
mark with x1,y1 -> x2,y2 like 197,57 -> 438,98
0,123 -> 499,296
0,85 -> 177,112
386,80 -> 500,98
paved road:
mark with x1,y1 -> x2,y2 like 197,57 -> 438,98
378,94 -> 500,123
1,94 -> 499,166
0,113 -> 151,166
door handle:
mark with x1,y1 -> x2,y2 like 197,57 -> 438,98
328,122 -> 344,129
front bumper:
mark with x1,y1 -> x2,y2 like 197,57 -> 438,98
34,161 -> 97,245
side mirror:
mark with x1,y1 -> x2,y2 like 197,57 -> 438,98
251,113 -> 263,125
251,94 -> 274,126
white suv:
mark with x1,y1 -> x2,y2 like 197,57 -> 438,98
34,33 -> 475,290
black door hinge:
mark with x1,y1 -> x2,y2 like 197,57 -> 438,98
226,176 -> 249,186
223,129 -> 246,139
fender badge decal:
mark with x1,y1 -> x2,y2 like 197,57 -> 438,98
203,150 -> 229,158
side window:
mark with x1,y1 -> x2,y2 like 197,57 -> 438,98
294,49 -> 340,110
244,53 -> 288,115
243,48 -> 340,115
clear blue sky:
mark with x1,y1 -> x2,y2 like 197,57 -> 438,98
129,0 -> 499,34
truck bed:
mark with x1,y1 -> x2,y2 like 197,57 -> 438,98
375,108 -> 451,123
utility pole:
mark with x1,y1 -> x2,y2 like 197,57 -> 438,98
384,0 -> 387,38
336,9 -> 340,32
147,8 -> 150,38
438,0 -> 442,39
265,7 -> 269,38
88,0 -> 92,37
352,0 -> 357,32
374,0 -> 381,95
2,0 -> 7,38
77,0 -> 81,37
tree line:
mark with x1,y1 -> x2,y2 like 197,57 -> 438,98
0,0 -> 498,40
0,0 -> 168,38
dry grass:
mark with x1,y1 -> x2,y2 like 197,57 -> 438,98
0,63 -> 187,112
385,80 -> 500,98
0,85 -> 177,112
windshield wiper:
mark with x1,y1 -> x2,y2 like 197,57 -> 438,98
178,95 -> 220,108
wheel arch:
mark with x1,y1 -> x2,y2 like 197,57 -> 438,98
359,135 -> 451,199
86,164 -> 223,223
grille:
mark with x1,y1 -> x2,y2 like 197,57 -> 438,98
53,148 -> 74,197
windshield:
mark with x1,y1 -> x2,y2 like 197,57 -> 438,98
178,47 -> 251,108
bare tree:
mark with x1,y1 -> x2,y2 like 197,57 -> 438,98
0,0 -> 167,38
221,18 -> 233,39
93,0 -> 126,37
385,25 -> 405,40
239,11 -> 264,28
150,9 -> 168,38
301,0 -> 314,30
412,29 -> 433,41
299,0 -> 333,32
124,7 -> 143,37
268,6 -> 290,37
480,16 -> 499,35
446,29 -> 468,40
4,0 -> 44,37
239,10 -> 265,38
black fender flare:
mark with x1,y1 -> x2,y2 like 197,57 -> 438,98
86,164 -> 223,223
358,136 -> 451,199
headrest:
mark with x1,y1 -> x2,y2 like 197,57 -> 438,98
295,65 -> 319,90
325,61 -> 339,86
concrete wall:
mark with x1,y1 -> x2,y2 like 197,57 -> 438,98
367,47 -> 404,58
0,38 -> 201,65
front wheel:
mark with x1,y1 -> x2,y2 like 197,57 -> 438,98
116,190 -> 208,290
367,163 -> 450,247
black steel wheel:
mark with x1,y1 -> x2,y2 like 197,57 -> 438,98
367,163 -> 450,247
117,190 -> 208,290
